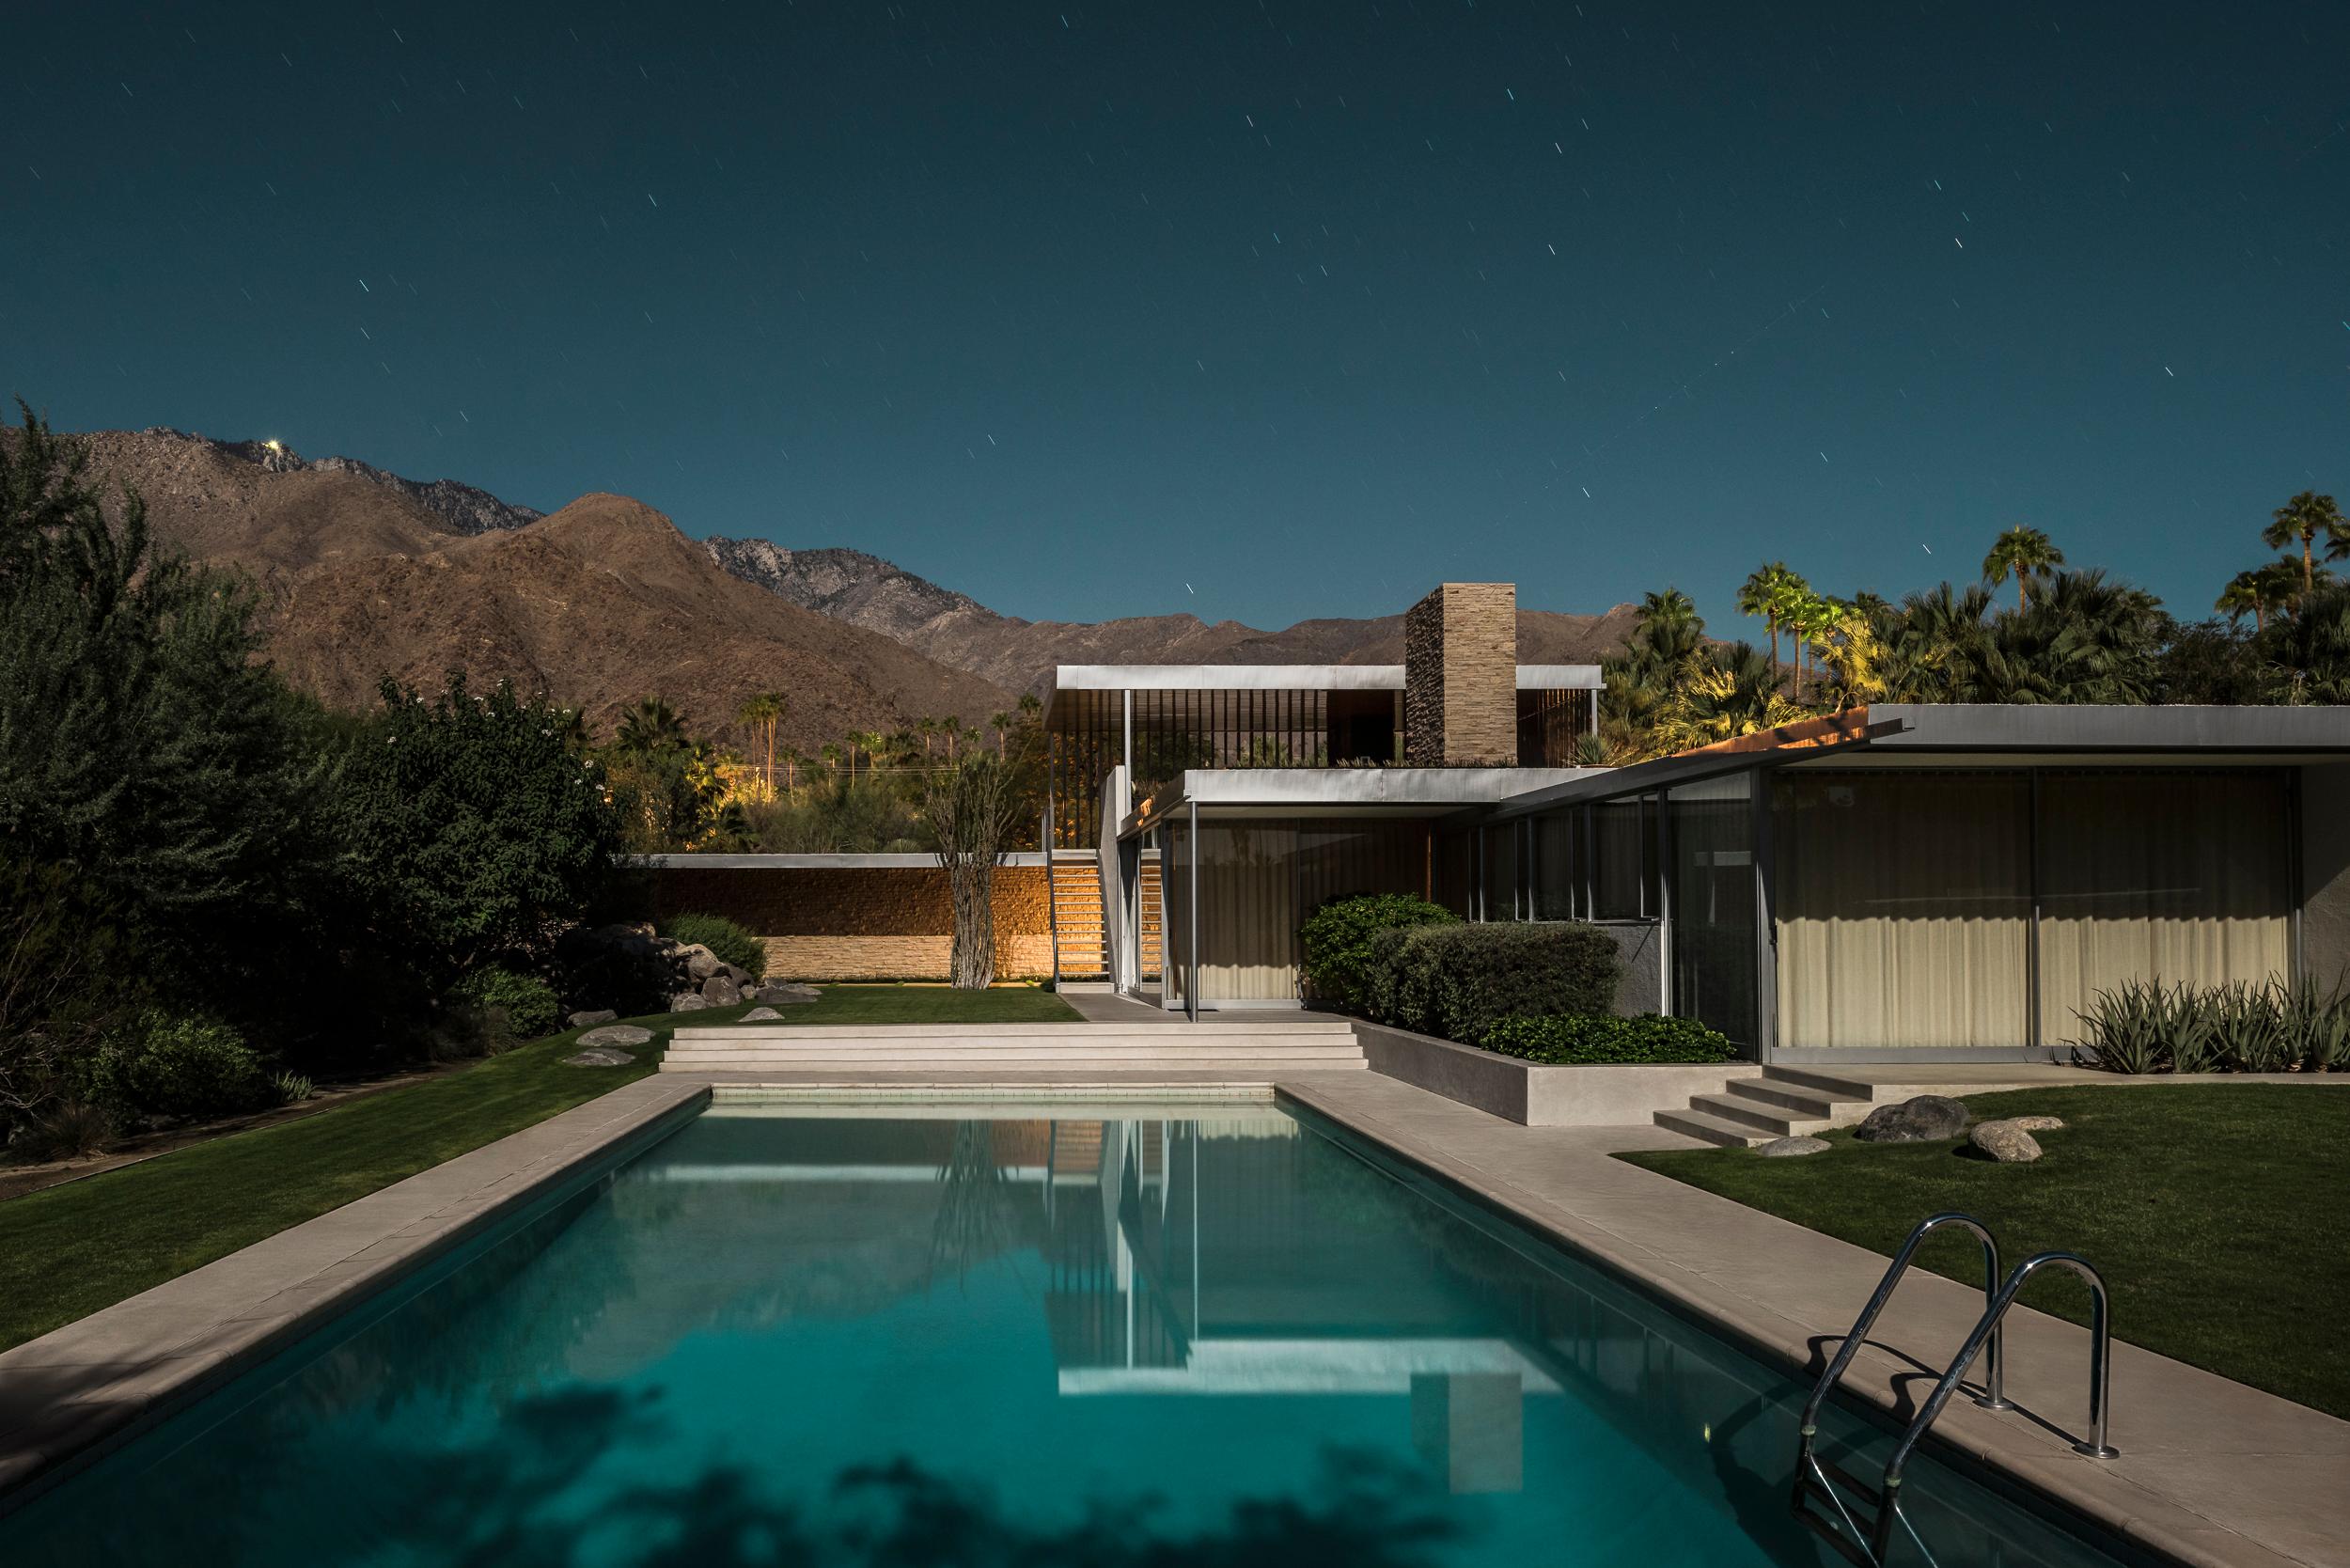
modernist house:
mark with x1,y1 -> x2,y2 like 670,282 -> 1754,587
1044,583 -> 2350,1062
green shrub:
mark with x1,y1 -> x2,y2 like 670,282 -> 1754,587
2070,980 -> 2172,1074
1481,1013 -> 1736,1064
1299,893 -> 1459,1011
2281,978 -> 2350,1071
448,966 -> 562,1041
1363,922 -> 1622,1044
91,1014 -> 274,1121
657,912 -> 768,981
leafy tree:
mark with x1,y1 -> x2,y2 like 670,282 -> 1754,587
1982,525 -> 2064,610
2263,491 -> 2347,599
924,750 -> 1029,988
615,697 -> 688,758
0,405 -> 365,1049
346,674 -> 621,978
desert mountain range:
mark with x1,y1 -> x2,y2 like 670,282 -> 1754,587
67,427 -> 1640,747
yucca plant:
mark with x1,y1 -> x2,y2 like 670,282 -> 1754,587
2275,977 -> 2350,1072
2071,980 -> 2169,1074
2208,980 -> 2292,1073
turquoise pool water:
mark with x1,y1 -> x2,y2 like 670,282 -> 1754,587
3,1102 -> 2128,1567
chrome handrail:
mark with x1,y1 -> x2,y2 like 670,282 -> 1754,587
1871,1251 -> 2119,1562
1792,1212 -> 2006,1567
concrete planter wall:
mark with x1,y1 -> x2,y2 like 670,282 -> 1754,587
1353,1020 -> 1754,1126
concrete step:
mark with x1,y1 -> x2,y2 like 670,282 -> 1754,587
1760,1063 -> 1879,1102
1723,1076 -> 1844,1120
664,1058 -> 1368,1074
665,1043 -> 1367,1062
1653,1105 -> 1767,1148
1685,1092 -> 1828,1138
674,1022 -> 1357,1041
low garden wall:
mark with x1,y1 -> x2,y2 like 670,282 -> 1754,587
638,855 -> 1054,981
1355,1021 -> 1757,1126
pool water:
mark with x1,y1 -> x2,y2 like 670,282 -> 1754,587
4,1102 -> 2127,1567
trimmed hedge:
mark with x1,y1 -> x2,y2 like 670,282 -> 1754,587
1482,1013 -> 1734,1064
1300,892 -> 1459,1011
1363,922 -> 1622,1045
658,912 -> 768,981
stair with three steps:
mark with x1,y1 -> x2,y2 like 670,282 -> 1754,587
1653,1064 -> 1879,1147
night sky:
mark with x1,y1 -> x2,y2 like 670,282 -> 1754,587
6,3 -> 2344,635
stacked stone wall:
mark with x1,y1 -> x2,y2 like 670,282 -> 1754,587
646,865 -> 1054,980
1403,582 -> 1519,765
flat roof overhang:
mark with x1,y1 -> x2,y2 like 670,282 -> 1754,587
1486,703 -> 2350,821
1123,765 -> 1603,836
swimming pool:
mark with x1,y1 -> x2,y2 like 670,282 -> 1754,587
2,1100 -> 2134,1566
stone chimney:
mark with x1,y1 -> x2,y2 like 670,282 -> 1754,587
1403,583 -> 1518,765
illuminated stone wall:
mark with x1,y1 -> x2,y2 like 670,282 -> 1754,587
647,864 -> 1056,980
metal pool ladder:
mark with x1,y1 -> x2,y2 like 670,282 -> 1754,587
1792,1213 -> 2120,1567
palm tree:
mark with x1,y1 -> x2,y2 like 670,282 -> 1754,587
990,711 -> 1013,756
916,716 -> 939,757
615,698 -> 688,759
2262,491 -> 2347,599
1982,525 -> 2064,610
1736,562 -> 1797,682
2216,564 -> 2297,634
735,692 -> 787,793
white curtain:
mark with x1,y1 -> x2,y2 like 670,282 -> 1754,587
1776,775 -> 2033,1049
1198,823 -> 1300,1002
2036,772 -> 2290,1043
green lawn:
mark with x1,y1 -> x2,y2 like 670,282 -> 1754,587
0,1004 -> 742,1353
754,983 -> 1083,1026
1620,1084 -> 2350,1419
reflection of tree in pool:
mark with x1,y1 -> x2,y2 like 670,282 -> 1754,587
24,1384 -> 1471,1568
929,1120 -> 1020,1291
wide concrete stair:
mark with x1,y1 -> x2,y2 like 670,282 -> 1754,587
1653,1064 -> 1880,1148
661,1019 -> 1367,1076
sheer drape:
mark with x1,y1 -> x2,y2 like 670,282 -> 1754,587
2036,772 -> 2291,1043
1776,774 -> 2033,1048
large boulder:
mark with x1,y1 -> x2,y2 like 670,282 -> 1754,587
720,964 -> 756,989
669,991 -> 711,1012
562,1046 -> 635,1067
567,1009 -> 618,1029
1968,1120 -> 2043,1164
577,1025 -> 654,1049
701,975 -> 742,1007
1757,1136 -> 1830,1157
1853,1094 -> 1969,1144
755,982 -> 821,1006
740,1006 -> 782,1022
678,945 -> 724,981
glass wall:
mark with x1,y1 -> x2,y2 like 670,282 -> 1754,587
2035,770 -> 2292,1044
1481,823 -> 1523,920
1532,811 -> 1579,920
1774,772 -> 2033,1050
1590,796 -> 1659,919
1774,767 -> 2293,1052
1668,776 -> 1757,1049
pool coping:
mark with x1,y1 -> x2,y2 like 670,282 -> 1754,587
1273,1073 -> 2349,1568
0,1075 -> 711,1515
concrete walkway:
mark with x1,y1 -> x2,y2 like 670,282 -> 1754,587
1275,1071 -> 2350,1568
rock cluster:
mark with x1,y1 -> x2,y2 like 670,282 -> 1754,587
1757,1135 -> 1831,1157
556,922 -> 811,1015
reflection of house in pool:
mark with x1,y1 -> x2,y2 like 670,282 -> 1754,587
660,1109 -> 1556,1493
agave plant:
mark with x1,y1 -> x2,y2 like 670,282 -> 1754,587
2155,981 -> 2221,1074
2207,980 -> 2293,1073
2071,980 -> 2170,1074
2275,977 -> 2350,1072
